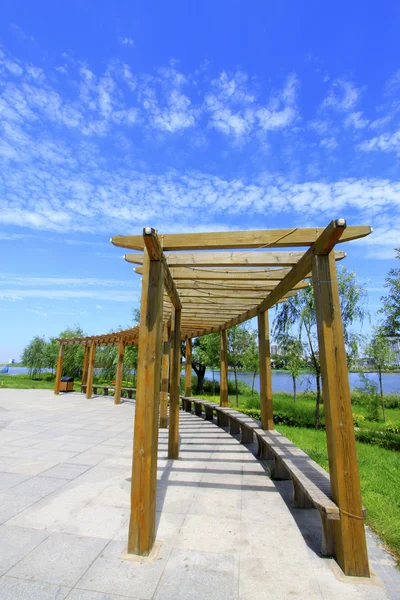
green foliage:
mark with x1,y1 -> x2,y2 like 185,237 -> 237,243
355,429 -> 400,452
21,336 -> 48,378
355,373 -> 381,421
191,333 -> 220,393
228,325 -> 254,406
58,326 -> 86,378
273,266 -> 368,428
380,247 -> 400,336
277,424 -> 400,562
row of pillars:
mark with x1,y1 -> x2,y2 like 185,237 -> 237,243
127,246 -> 369,578
53,244 -> 369,577
54,337 -> 127,405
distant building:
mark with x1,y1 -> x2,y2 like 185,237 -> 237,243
388,337 -> 400,367
270,343 -> 281,356
8,358 -> 15,365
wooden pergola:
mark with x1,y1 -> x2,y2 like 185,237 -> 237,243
53,220 -> 372,578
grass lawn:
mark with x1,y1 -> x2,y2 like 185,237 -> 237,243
277,424 -> 400,564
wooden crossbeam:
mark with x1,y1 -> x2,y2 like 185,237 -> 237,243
137,266 -> 293,280
143,227 -> 182,310
198,220 -> 354,335
111,225 -> 372,251
174,280 -> 309,291
126,250 -> 346,267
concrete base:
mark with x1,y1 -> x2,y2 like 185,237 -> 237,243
0,389 -> 396,600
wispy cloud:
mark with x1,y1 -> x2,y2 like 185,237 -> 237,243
120,37 -> 135,47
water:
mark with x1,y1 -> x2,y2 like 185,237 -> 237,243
4,367 -> 400,394
183,369 -> 400,395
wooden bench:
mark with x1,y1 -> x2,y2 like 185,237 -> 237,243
180,395 -> 365,558
80,385 -> 136,399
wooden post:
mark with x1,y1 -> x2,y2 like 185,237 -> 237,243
128,246 -> 164,556
82,346 -> 90,386
86,343 -> 96,399
160,322 -> 170,428
220,328 -> 229,407
312,252 -> 369,577
185,337 -> 192,397
114,339 -> 125,405
54,342 -> 64,395
258,310 -> 274,430
168,307 -> 181,459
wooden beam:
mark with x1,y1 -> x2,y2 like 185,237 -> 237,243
175,280 -> 310,291
168,307 -> 182,459
220,329 -> 229,407
200,220 -> 349,335
128,247 -> 164,556
160,322 -> 170,429
114,339 -> 125,405
86,343 -> 96,399
54,342 -> 64,395
258,311 -> 274,430
112,225 -> 372,251
185,338 -> 192,397
141,227 -> 182,310
137,266 -> 293,281
127,250 -> 346,268
312,251 -> 369,577
82,346 -> 90,386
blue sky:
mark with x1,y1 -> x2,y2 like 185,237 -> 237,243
0,0 -> 399,361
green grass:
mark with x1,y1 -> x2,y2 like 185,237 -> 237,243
0,374 -> 56,390
277,424 -> 400,564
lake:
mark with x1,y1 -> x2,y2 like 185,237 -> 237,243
4,367 -> 400,394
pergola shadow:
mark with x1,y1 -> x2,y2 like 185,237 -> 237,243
53,221 -> 372,577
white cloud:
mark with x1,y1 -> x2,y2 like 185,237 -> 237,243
120,37 -> 135,47
320,136 -> 338,149
358,130 -> 400,154
344,111 -> 369,129
321,79 -> 361,112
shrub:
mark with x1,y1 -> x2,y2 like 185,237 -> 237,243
354,374 -> 380,421
355,429 -> 400,452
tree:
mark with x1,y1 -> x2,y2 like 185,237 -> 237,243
21,336 -> 47,378
273,266 -> 367,428
243,329 -> 259,396
228,325 -> 252,407
196,333 -> 220,396
366,329 -> 394,422
58,326 -> 86,378
380,248 -> 400,336
191,333 -> 219,393
279,336 -> 304,402
44,338 -> 59,375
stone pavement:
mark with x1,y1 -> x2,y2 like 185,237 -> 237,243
0,389 -> 396,599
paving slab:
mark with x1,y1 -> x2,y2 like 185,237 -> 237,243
0,390 -> 395,600
0,576 -> 70,600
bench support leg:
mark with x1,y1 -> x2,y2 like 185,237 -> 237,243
229,418 -> 240,435
204,406 -> 214,421
272,457 -> 290,480
240,425 -> 254,444
217,411 -> 229,427
292,479 -> 314,508
194,403 -> 203,417
319,513 -> 336,557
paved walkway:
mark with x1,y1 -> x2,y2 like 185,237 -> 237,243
0,389 -> 396,599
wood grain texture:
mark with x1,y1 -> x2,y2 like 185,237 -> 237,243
220,329 -> 229,407
312,251 -> 369,577
53,343 -> 64,395
258,311 -> 274,430
112,226 -> 371,251
85,343 -> 96,399
128,247 -> 164,556
185,338 -> 192,398
168,307 -> 182,459
160,322 -> 170,429
114,339 -> 125,405
81,346 -> 89,386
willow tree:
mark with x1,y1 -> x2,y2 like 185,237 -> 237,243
273,266 -> 367,428
380,248 -> 400,336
